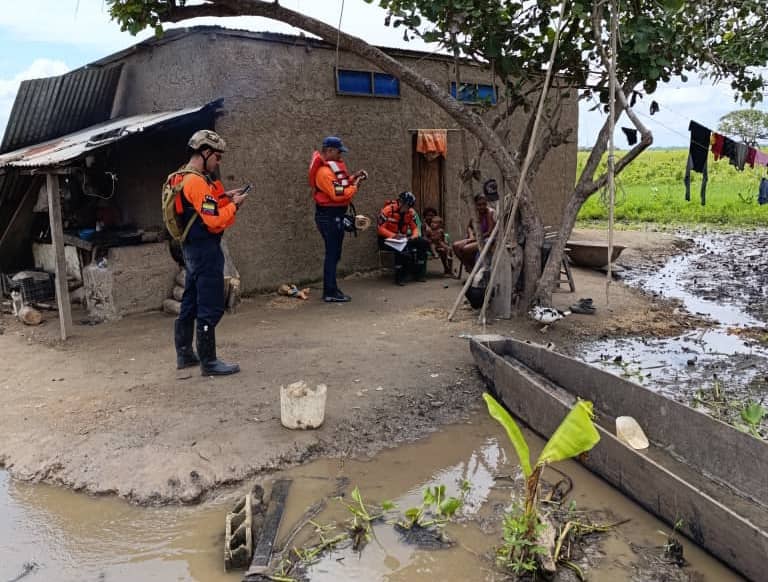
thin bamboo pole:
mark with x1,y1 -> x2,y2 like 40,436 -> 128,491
606,0 -> 618,305
479,0 -> 569,324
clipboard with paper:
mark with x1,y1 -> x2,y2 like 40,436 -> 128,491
384,237 -> 407,252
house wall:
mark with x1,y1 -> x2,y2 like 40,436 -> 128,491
109,31 -> 577,292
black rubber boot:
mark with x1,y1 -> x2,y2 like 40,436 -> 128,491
197,324 -> 240,376
394,265 -> 406,286
174,318 -> 199,369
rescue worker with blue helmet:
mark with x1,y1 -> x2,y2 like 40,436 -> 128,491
172,130 -> 248,376
377,191 -> 431,285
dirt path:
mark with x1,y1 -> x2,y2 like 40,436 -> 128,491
0,229 -> 694,505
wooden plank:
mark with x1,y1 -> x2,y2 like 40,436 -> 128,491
62,233 -> 93,252
243,479 -> 292,580
46,173 -> 72,340
470,337 -> 768,582
489,244 -> 512,319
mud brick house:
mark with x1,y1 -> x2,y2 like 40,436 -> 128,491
0,26 -> 577,315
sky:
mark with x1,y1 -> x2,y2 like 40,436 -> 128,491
0,0 -> 764,150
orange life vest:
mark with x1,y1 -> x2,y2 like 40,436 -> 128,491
309,151 -> 352,206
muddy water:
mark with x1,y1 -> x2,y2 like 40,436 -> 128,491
0,414 -> 740,581
578,233 -> 768,416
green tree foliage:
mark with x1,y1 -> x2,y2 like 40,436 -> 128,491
718,109 -> 768,147
105,0 -> 768,310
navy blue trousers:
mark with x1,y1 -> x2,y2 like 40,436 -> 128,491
315,205 -> 346,296
179,238 -> 225,328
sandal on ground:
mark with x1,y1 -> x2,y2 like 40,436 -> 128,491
570,301 -> 596,315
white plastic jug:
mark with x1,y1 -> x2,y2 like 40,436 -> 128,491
280,381 -> 327,429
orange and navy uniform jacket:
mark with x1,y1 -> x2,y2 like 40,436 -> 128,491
377,201 -> 419,239
172,171 -> 236,241
308,151 -> 357,207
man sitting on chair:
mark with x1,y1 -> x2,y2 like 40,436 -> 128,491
377,191 -> 431,286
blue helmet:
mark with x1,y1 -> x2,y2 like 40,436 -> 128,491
398,191 -> 416,207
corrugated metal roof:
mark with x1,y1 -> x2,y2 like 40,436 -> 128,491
0,101 -> 219,170
0,64 -> 123,154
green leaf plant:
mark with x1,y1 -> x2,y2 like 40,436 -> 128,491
399,481 -> 468,530
740,401 -> 766,438
483,393 -> 601,574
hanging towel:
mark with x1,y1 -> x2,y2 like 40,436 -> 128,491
721,136 -> 737,163
621,127 -> 638,145
759,178 -> 768,205
747,147 -> 757,168
711,133 -> 724,159
650,100 -> 660,115
754,149 -> 768,167
730,142 -> 748,171
684,121 -> 710,205
416,130 -> 448,161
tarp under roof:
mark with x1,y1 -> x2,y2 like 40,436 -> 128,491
0,100 -> 221,171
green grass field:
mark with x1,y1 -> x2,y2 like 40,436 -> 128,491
576,149 -> 768,225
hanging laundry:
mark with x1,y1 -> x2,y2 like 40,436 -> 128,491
759,178 -> 768,205
416,129 -> 448,161
650,101 -> 660,115
720,136 -> 737,164
754,149 -> 768,167
711,133 -> 724,159
621,127 -> 638,145
684,120 -> 710,205
746,147 -> 757,168
730,142 -> 748,171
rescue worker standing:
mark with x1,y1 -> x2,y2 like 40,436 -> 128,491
309,136 -> 366,302
173,130 -> 247,376
377,191 -> 431,285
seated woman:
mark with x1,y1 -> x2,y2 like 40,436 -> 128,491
452,193 -> 496,272
377,191 -> 431,285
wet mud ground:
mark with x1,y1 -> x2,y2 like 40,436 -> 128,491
0,227 -> 764,581
0,414 -> 740,582
572,229 -> 768,437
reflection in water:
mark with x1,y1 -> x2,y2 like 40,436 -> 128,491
0,415 -> 740,582
579,235 -> 768,401
0,470 -> 238,582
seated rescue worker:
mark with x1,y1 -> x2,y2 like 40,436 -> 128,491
171,129 -> 248,376
377,191 -> 431,285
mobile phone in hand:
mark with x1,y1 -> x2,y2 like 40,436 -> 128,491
241,183 -> 252,196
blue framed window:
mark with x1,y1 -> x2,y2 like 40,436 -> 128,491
450,82 -> 497,105
337,69 -> 400,98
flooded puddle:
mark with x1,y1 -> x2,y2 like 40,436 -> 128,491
0,414 -> 740,581
578,233 -> 768,430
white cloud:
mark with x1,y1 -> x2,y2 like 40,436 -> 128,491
0,58 -> 70,143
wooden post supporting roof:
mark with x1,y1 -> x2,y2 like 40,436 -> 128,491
46,173 -> 72,340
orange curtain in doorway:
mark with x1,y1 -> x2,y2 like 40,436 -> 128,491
416,130 -> 448,161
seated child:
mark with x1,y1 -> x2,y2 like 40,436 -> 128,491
426,215 -> 453,275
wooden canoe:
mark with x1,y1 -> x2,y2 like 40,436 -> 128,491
566,240 -> 625,268
470,335 -> 767,581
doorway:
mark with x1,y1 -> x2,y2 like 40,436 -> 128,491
411,134 -> 445,220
